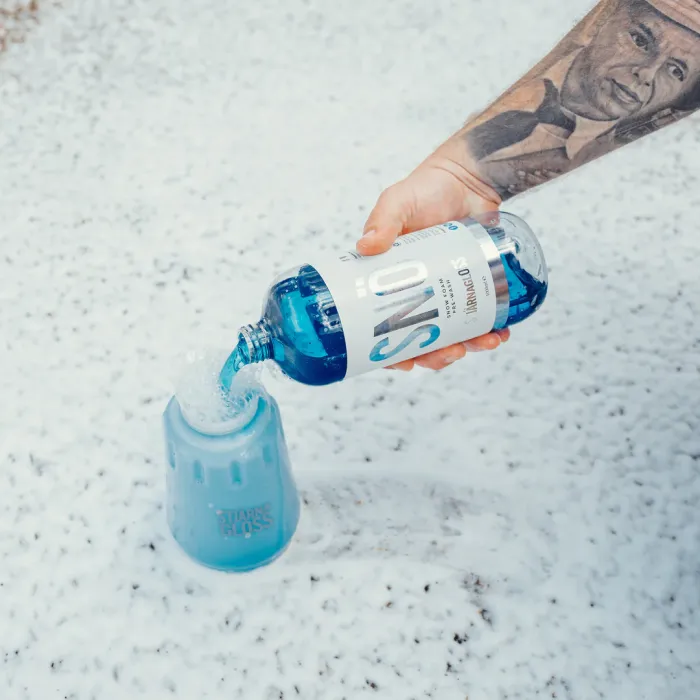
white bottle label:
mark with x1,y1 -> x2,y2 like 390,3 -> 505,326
311,220 -> 500,377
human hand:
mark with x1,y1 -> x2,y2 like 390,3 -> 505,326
356,149 -> 510,371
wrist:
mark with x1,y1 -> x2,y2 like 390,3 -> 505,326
428,136 -> 503,208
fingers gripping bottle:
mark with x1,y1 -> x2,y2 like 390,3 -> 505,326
220,211 -> 548,389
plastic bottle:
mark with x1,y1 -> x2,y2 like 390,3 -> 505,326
164,360 -> 299,572
220,210 -> 547,388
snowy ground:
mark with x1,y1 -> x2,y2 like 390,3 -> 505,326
1,0 -> 699,698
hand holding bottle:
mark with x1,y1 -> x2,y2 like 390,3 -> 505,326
357,149 -> 511,372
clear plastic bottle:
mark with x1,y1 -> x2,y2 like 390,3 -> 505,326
221,211 -> 548,388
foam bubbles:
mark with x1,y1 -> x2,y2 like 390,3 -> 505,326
174,348 -> 264,435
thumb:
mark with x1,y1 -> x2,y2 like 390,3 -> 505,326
356,182 -> 413,256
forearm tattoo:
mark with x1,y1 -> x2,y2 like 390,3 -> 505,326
463,0 -> 700,199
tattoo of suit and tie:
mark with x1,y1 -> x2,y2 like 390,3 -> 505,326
464,0 -> 700,199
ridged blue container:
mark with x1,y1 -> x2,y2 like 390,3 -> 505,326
163,389 -> 300,572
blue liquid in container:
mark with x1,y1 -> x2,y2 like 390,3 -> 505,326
220,211 -> 547,389
163,383 -> 300,572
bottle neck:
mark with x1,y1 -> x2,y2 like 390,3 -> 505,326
238,320 -> 273,365
219,321 -> 272,395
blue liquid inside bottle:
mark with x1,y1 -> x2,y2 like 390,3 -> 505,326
220,211 -> 547,389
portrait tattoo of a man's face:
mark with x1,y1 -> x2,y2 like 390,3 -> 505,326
465,0 -> 700,198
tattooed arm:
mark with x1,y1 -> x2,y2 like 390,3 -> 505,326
460,0 -> 700,199
357,0 -> 700,371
